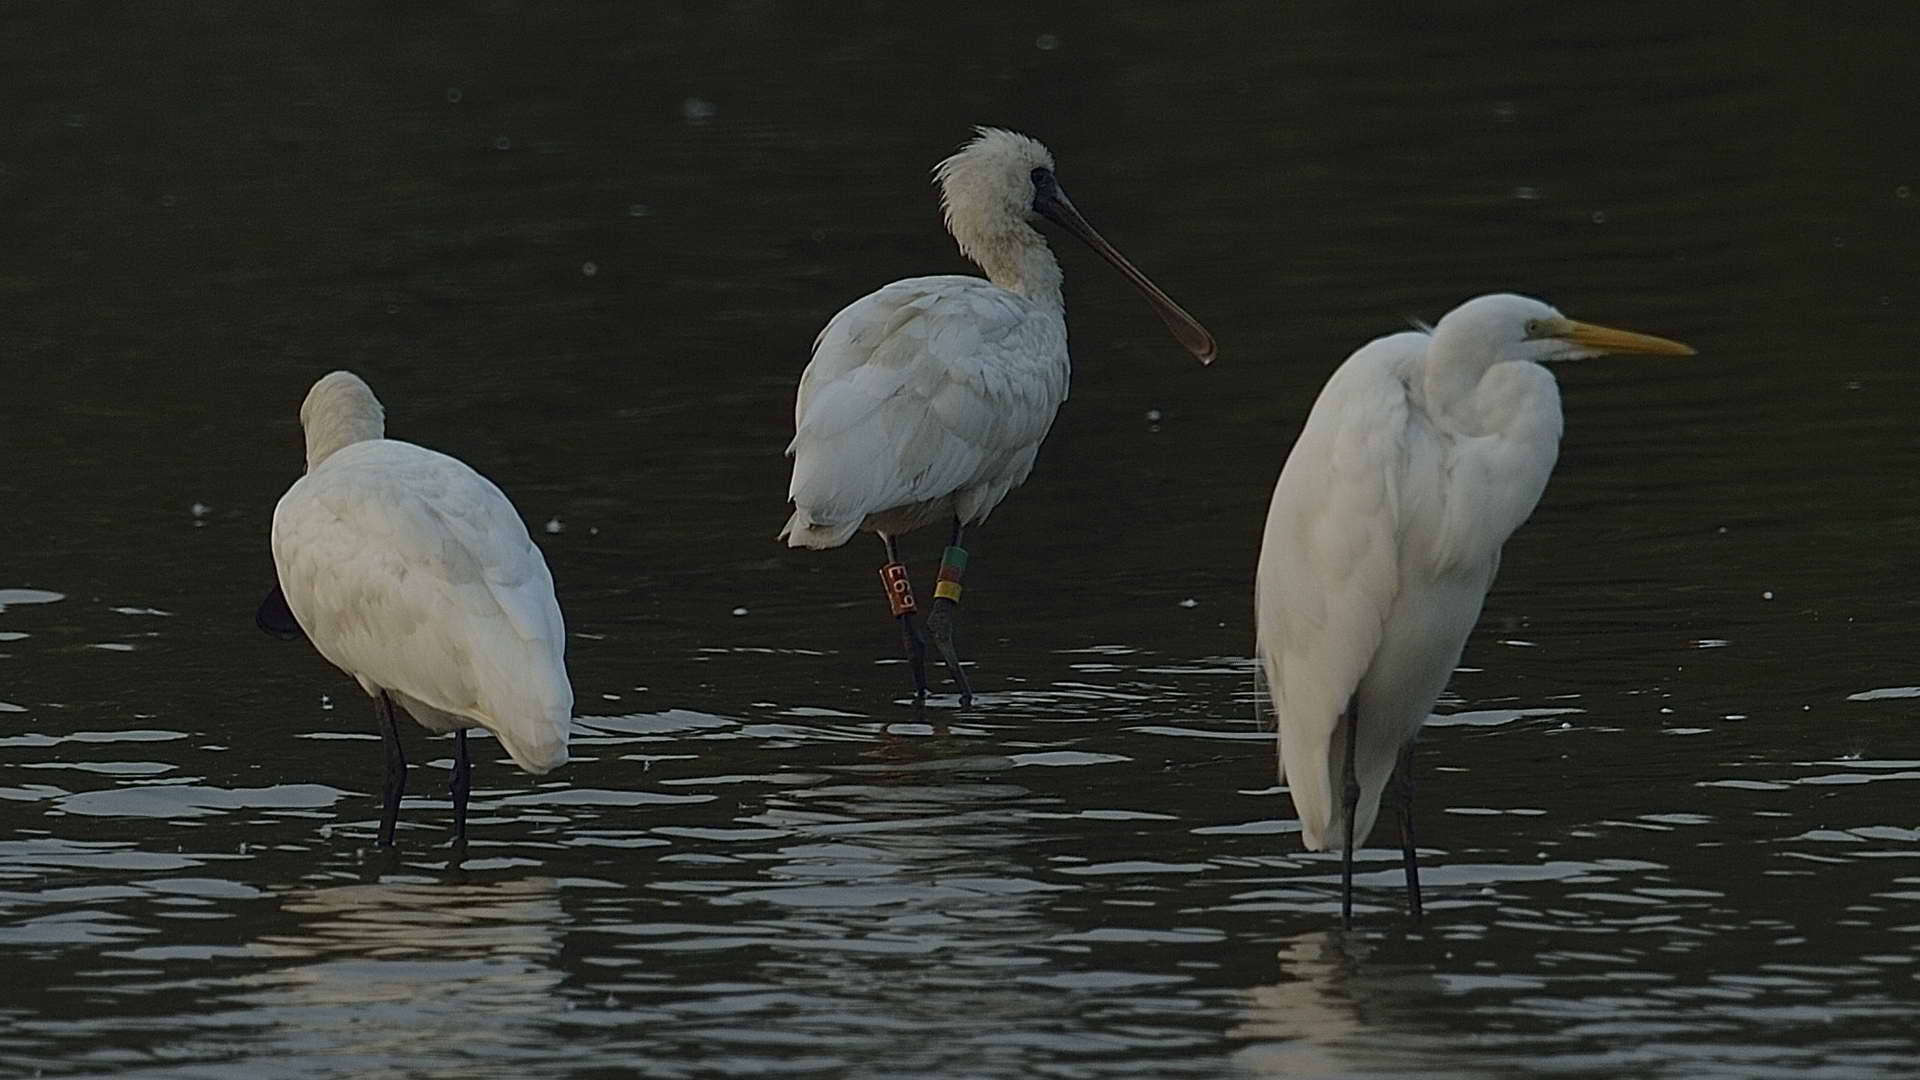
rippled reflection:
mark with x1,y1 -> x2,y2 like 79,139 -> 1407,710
1236,933 -> 1475,1079
226,878 -> 570,1074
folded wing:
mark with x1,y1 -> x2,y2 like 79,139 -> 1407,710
271,440 -> 572,773
782,275 -> 1070,547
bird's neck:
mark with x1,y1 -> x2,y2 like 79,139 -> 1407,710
962,225 -> 1065,308
1423,359 -> 1561,443
1422,361 -> 1489,434
305,410 -> 384,469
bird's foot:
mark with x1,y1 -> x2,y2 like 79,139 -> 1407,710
925,597 -> 973,707
896,611 -> 929,701
376,805 -> 401,848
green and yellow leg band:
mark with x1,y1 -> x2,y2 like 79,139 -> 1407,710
933,545 -> 967,603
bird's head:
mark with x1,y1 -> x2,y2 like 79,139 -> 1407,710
933,127 -> 1058,251
933,127 -> 1216,364
1433,293 -> 1696,369
299,370 -> 386,469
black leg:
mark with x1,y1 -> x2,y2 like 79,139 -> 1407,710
1392,739 -> 1423,921
924,519 -> 974,707
1340,696 -> 1360,929
376,692 -> 408,847
899,614 -> 929,699
451,729 -> 472,846
881,534 -> 929,701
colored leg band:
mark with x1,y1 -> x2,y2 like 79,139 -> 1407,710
933,546 -> 966,603
880,562 -> 917,616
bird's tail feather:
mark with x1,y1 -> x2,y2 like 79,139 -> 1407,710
1251,656 -> 1276,733
493,709 -> 570,775
779,509 -> 860,550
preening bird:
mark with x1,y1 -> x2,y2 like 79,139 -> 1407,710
1253,294 -> 1694,925
781,127 -> 1215,706
259,371 -> 573,846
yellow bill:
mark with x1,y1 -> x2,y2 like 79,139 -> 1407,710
1559,319 -> 1697,357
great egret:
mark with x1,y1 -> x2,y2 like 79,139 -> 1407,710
1254,293 -> 1694,925
259,371 -> 573,846
781,127 -> 1215,706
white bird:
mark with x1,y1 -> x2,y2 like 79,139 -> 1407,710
1254,294 -> 1694,925
259,371 -> 573,846
781,128 -> 1215,705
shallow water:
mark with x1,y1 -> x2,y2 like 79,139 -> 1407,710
4,2 -> 1920,1077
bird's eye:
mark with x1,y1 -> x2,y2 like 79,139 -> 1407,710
1030,167 -> 1055,191
1523,319 -> 1545,338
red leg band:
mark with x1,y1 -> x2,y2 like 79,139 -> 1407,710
880,562 -> 917,616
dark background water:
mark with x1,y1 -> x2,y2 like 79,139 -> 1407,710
3,2 -> 1919,1077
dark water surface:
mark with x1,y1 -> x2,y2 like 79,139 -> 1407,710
5,3 -> 1919,1077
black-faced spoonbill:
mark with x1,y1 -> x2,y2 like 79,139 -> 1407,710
781,128 -> 1216,707
259,371 -> 573,846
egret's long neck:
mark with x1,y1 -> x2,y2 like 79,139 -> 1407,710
1423,355 -> 1561,449
1422,320 -> 1525,435
1422,357 -> 1490,435
958,223 -> 1064,308
303,401 -> 384,469
1428,360 -> 1563,574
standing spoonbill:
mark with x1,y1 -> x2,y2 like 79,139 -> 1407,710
1254,294 -> 1694,926
781,127 -> 1216,705
259,371 -> 573,846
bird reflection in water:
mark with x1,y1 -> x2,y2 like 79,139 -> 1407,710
237,877 -> 568,1067
1234,932 -> 1474,1078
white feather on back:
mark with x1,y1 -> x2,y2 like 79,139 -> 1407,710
272,438 -> 572,773
782,274 -> 1070,547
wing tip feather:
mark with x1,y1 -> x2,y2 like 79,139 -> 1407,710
779,511 -> 860,550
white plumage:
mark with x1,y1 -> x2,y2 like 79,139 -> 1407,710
783,275 -> 1069,546
270,372 -> 572,818
779,128 -> 1213,704
782,128 -> 1213,549
1254,294 -> 1693,919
